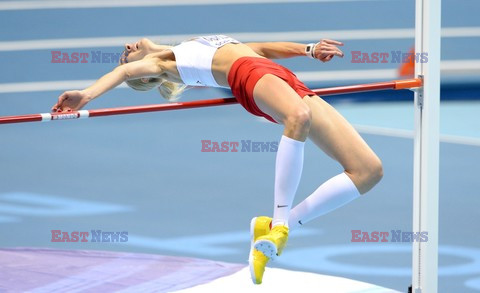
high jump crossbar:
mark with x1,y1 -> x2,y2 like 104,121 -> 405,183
0,78 -> 421,125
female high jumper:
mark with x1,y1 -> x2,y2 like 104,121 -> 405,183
52,35 -> 383,285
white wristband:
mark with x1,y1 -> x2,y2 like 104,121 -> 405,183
305,43 -> 316,59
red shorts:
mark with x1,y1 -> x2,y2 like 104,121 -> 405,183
227,57 -> 316,123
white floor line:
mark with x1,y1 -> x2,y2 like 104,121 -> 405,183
254,120 -> 480,147
1,27 -> 480,51
441,60 -> 480,76
354,124 -> 480,147
0,0 -> 398,11
0,80 -> 127,94
354,124 -> 414,139
1,60 -> 479,94
437,134 -> 480,147
297,69 -> 398,82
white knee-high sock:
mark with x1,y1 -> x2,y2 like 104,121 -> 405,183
272,135 -> 305,228
288,172 -> 360,230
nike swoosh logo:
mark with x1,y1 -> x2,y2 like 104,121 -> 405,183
277,205 -> 288,208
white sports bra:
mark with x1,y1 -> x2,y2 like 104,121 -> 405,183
170,35 -> 240,88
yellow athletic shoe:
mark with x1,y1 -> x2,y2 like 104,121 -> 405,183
250,248 -> 270,284
250,216 -> 272,244
250,224 -> 289,285
254,225 -> 289,258
249,216 -> 272,285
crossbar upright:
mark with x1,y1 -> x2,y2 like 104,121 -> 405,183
412,0 -> 441,292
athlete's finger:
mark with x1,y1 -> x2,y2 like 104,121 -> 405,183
322,39 -> 344,46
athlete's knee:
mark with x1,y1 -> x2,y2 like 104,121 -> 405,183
284,105 -> 312,133
368,156 -> 383,186
349,155 -> 383,194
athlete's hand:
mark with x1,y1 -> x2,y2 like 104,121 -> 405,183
313,39 -> 344,62
52,90 -> 91,113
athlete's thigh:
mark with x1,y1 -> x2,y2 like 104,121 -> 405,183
303,95 -> 380,173
253,74 -> 308,124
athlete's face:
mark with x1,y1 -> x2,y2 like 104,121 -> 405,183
120,38 -> 155,64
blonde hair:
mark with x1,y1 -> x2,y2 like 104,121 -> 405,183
125,77 -> 187,101
118,47 -> 186,101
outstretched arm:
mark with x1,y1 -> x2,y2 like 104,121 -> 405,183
52,57 -> 163,112
246,39 -> 344,62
